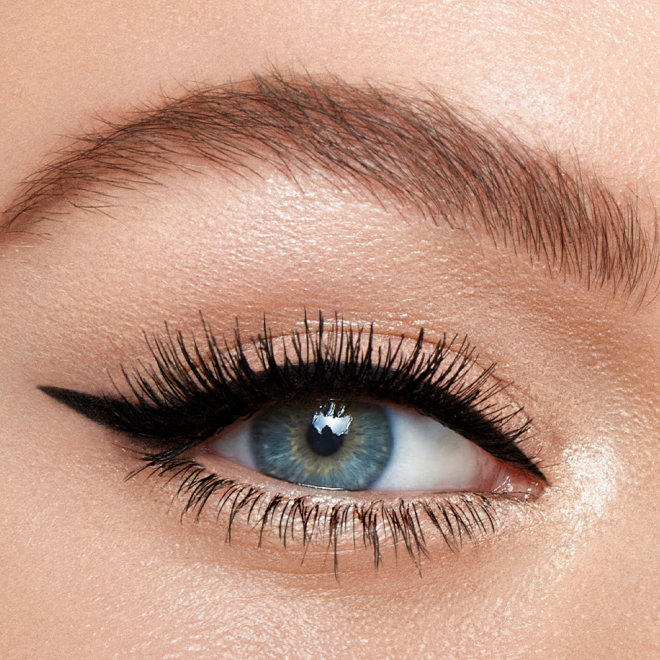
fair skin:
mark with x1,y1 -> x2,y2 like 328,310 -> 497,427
2,1 -> 660,658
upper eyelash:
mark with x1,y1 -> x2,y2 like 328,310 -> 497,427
39,312 -> 542,479
38,312 -> 545,574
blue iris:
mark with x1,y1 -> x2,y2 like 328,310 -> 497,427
250,399 -> 393,490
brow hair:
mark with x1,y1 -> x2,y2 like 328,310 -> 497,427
2,72 -> 658,301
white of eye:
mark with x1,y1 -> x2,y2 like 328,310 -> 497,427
211,404 -> 495,492
370,407 -> 491,491
212,419 -> 255,468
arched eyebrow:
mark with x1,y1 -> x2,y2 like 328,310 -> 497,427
2,73 -> 658,302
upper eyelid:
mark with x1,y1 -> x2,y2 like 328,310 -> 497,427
38,314 -> 545,481
1,72 -> 656,304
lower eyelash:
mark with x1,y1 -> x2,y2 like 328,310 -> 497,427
130,453 -> 529,576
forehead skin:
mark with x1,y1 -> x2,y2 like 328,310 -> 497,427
1,2 -> 660,659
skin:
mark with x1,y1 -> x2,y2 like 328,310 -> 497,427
1,1 -> 660,658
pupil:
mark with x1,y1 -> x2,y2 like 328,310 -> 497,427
306,423 -> 344,456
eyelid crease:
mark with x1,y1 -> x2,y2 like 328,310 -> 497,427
3,71 -> 658,304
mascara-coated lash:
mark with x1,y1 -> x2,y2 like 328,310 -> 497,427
38,314 -> 544,573
38,313 -> 543,479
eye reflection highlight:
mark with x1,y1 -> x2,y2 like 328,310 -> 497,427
309,401 -> 353,455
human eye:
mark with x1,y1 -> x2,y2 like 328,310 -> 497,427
38,313 -> 545,572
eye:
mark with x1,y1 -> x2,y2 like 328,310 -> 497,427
213,398 -> 516,492
37,314 -> 545,570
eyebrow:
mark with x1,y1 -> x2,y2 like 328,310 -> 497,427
2,72 -> 658,302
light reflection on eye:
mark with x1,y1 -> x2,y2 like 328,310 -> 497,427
212,398 -> 510,492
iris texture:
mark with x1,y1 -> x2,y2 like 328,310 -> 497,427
250,400 -> 393,489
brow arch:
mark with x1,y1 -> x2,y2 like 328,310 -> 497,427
2,72 -> 657,302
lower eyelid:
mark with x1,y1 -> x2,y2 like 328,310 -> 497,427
131,450 -> 540,574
